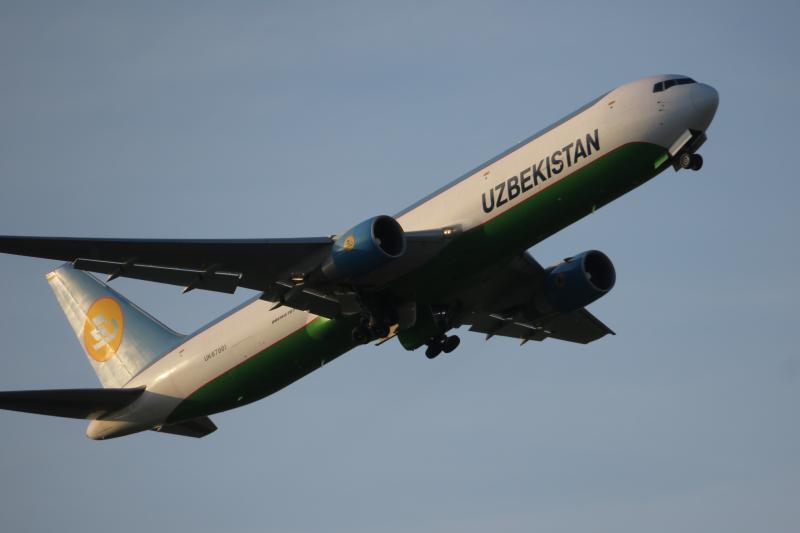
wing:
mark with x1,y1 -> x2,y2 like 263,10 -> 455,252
457,252 -> 614,345
0,235 -> 333,294
465,307 -> 614,344
0,231 -> 456,318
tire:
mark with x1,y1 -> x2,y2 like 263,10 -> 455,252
678,152 -> 692,169
690,154 -> 703,171
425,344 -> 442,359
372,324 -> 390,339
442,335 -> 461,354
352,326 -> 371,345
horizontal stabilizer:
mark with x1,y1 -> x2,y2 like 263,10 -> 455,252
153,417 -> 217,438
0,387 -> 144,420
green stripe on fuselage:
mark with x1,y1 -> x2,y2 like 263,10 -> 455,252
389,142 -> 667,300
169,141 -> 666,422
168,316 -> 358,422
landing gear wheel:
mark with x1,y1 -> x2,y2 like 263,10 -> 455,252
425,334 -> 460,358
372,323 -> 391,340
441,335 -> 461,354
425,343 -> 442,359
351,325 -> 371,345
679,152 -> 703,171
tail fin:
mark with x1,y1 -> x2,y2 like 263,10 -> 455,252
46,264 -> 184,388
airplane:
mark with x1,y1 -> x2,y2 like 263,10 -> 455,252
0,74 -> 718,439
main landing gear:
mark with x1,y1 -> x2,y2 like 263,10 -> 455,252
423,306 -> 461,359
352,318 -> 392,345
678,152 -> 703,171
353,302 -> 463,358
425,334 -> 461,359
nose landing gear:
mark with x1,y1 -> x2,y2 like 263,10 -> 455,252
678,152 -> 703,171
425,334 -> 461,359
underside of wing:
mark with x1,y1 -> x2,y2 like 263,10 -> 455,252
455,251 -> 615,345
466,307 -> 614,344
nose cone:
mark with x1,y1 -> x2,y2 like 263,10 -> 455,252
691,83 -> 719,131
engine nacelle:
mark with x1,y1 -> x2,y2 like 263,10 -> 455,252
321,215 -> 406,282
541,250 -> 616,312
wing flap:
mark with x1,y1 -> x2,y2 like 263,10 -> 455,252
468,315 -> 549,342
73,258 -> 242,294
0,387 -> 145,420
544,308 -> 615,344
467,308 -> 613,345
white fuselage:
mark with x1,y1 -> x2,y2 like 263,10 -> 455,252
87,75 -> 719,439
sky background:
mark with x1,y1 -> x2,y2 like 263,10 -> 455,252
0,1 -> 798,531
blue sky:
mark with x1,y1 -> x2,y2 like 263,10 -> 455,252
1,1 -> 798,532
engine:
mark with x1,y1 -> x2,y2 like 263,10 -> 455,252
321,215 -> 406,282
541,250 -> 616,312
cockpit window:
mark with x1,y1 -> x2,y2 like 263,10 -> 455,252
653,77 -> 696,93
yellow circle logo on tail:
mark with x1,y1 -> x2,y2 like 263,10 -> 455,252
342,235 -> 356,251
83,298 -> 124,362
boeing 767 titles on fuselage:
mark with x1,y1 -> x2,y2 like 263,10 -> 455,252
0,74 -> 719,439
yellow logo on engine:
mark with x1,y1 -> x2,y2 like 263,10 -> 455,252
342,235 -> 356,251
83,298 -> 124,362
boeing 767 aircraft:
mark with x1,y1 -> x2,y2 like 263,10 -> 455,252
0,74 -> 718,439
